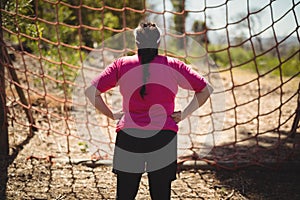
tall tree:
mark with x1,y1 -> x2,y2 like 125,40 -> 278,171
0,0 -> 9,158
171,0 -> 187,49
234,10 -> 263,52
3,0 -> 144,49
192,20 -> 209,44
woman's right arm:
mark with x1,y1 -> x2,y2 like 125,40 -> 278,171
85,85 -> 123,120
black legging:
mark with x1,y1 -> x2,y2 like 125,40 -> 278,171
114,129 -> 177,200
116,166 -> 173,200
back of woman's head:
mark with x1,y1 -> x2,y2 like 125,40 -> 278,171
134,22 -> 161,49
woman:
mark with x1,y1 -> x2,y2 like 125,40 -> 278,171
85,22 -> 213,200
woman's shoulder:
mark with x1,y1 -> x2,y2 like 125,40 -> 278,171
117,54 -> 184,67
118,54 -> 138,61
159,55 -> 185,68
117,55 -> 140,65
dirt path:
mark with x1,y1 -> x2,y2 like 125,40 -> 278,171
3,53 -> 300,199
3,156 -> 300,200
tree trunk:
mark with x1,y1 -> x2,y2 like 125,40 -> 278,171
0,0 -> 9,158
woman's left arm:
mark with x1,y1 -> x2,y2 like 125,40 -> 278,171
172,83 -> 213,123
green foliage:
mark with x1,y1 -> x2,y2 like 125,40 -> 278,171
2,0 -> 42,44
78,142 -> 89,153
209,44 -> 299,77
3,0 -> 144,49
276,51 -> 300,77
2,0 -> 298,91
3,0 -> 144,97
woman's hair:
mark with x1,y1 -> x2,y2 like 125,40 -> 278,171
134,22 -> 161,99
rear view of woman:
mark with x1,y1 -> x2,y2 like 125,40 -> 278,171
85,22 -> 213,200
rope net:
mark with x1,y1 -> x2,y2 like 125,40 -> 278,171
1,0 -> 299,169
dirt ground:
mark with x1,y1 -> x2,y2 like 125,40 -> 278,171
1,154 -> 300,200
1,52 -> 300,199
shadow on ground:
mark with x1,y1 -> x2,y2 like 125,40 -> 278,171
3,129 -> 300,199
214,169 -> 300,200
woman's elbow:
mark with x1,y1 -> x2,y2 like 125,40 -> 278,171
196,84 -> 213,99
84,85 -> 96,99
206,84 -> 214,95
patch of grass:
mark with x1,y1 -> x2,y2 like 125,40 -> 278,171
209,44 -> 299,78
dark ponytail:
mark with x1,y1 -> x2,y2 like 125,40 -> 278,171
138,48 -> 158,98
134,22 -> 161,99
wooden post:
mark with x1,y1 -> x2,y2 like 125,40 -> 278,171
0,44 -> 9,157
0,1 -> 9,198
290,82 -> 300,138
0,0 -> 9,157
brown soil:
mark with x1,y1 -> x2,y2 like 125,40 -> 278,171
1,52 -> 300,199
2,157 -> 300,199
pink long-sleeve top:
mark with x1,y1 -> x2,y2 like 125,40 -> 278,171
91,55 -> 207,133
